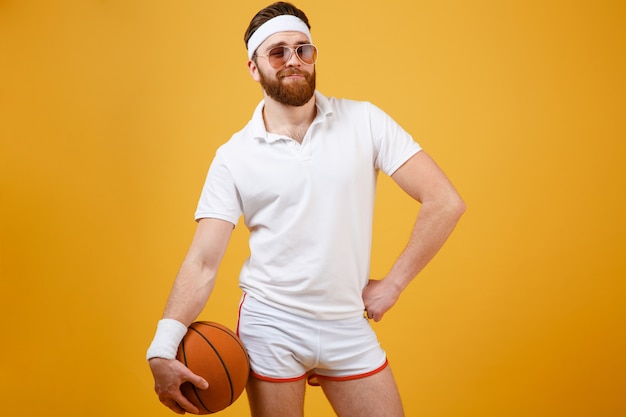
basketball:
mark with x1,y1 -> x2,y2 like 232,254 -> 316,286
176,321 -> 250,414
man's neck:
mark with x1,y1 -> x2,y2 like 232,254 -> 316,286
262,95 -> 317,143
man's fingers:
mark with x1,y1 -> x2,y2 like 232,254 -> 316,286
174,360 -> 209,391
189,374 -> 209,390
164,399 -> 186,415
159,388 -> 200,415
173,391 -> 200,415
152,359 -> 208,414
364,308 -> 384,322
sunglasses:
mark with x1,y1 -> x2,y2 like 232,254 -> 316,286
256,44 -> 318,68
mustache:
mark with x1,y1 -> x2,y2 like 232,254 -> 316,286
278,68 -> 308,78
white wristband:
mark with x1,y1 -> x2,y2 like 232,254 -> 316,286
146,318 -> 188,360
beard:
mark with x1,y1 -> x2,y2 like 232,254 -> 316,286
258,66 -> 316,107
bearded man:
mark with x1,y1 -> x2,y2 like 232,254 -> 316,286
147,2 -> 465,416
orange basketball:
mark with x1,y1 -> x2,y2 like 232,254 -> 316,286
176,321 -> 250,414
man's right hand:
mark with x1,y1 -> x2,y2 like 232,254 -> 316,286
149,357 -> 209,415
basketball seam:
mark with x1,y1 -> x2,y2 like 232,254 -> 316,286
189,325 -> 236,406
196,322 -> 249,361
196,322 -> 249,358
180,337 -> 214,414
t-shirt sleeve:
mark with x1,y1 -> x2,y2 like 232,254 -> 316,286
194,149 -> 242,225
368,102 -> 422,176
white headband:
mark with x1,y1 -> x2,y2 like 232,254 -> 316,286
247,15 -> 312,60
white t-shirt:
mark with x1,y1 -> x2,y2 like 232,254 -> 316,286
195,91 -> 421,320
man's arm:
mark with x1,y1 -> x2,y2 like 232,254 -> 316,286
162,217 -> 234,324
148,217 -> 234,414
363,151 -> 465,321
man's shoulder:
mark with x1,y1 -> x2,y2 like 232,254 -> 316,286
207,124 -> 252,166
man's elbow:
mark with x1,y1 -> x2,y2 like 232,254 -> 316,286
445,192 -> 466,222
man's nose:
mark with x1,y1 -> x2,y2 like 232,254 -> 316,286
284,49 -> 300,66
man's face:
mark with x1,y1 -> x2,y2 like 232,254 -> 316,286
251,31 -> 316,107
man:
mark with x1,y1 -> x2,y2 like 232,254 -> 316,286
147,2 -> 465,416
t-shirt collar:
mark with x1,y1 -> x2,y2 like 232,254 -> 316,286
251,91 -> 334,143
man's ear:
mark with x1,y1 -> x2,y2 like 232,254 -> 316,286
248,59 -> 261,82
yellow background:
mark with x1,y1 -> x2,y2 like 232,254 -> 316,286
1,0 -> 624,416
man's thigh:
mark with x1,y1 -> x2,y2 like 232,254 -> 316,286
318,365 -> 405,417
246,375 -> 307,417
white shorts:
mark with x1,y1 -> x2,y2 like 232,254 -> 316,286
236,294 -> 388,385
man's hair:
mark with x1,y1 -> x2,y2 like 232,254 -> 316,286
243,2 -> 311,57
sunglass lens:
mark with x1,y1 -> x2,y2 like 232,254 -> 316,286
297,45 -> 317,64
268,46 -> 290,67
